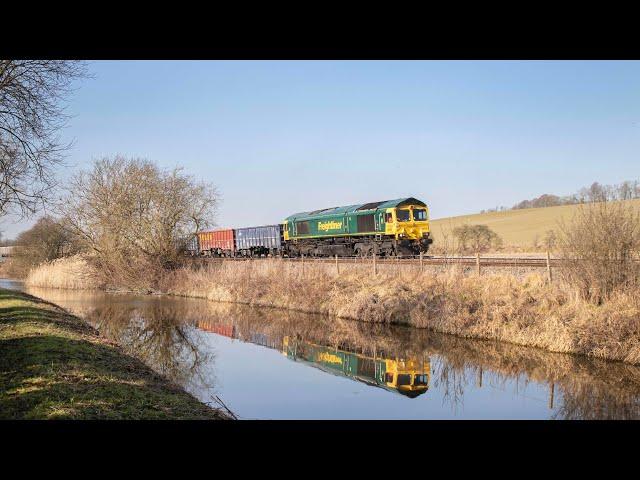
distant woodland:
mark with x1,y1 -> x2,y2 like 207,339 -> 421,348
480,179 -> 640,213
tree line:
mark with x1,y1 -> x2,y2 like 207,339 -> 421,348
480,179 -> 640,214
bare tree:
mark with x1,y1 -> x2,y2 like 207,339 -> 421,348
8,215 -> 76,277
61,156 -> 219,290
558,201 -> 640,303
542,229 -> 557,252
0,60 -> 87,218
507,177 -> 640,214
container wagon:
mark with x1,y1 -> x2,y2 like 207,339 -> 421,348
235,224 -> 283,257
196,229 -> 235,257
196,320 -> 236,338
185,235 -> 199,256
0,246 -> 17,257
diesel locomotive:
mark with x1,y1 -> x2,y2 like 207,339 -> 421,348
191,196 -> 432,257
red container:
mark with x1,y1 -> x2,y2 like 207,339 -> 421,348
196,320 -> 236,339
197,228 -> 235,254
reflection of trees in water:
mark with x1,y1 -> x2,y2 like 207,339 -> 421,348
430,358 -> 467,413
25,287 -> 640,419
425,334 -> 640,420
550,362 -> 640,420
198,304 -> 640,419
77,301 -> 216,393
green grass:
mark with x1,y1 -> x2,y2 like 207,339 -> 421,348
430,199 -> 640,249
0,288 -> 228,419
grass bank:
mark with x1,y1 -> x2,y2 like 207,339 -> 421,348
0,287 -> 229,419
25,256 -> 640,366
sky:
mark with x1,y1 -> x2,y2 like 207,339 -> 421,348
2,60 -> 640,238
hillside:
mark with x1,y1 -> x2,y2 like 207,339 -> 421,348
429,198 -> 640,250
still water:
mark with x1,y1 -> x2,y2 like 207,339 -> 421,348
3,278 -> 640,419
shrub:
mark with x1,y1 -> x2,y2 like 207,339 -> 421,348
453,224 -> 502,254
558,201 -> 640,303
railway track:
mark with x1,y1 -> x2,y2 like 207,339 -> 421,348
186,254 -> 563,268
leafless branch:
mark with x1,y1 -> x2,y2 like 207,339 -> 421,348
0,60 -> 88,218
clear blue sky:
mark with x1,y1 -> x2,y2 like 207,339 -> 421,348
2,60 -> 640,238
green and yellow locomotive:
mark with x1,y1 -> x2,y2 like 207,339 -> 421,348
190,196 -> 432,257
282,336 -> 430,398
283,197 -> 432,257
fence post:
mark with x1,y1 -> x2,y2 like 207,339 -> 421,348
335,254 -> 339,275
476,252 -> 481,276
546,250 -> 553,283
301,254 -> 305,277
420,251 -> 424,273
373,250 -> 378,275
548,382 -> 555,409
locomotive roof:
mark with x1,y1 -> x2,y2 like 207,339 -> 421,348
285,197 -> 426,221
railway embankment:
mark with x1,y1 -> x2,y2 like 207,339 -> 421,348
23,255 -> 640,366
0,287 -> 231,419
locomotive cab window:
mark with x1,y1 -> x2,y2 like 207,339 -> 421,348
396,209 -> 411,222
385,212 -> 393,222
414,374 -> 428,386
413,209 -> 427,221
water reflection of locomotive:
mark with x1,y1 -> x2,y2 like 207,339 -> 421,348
282,336 -> 429,398
196,320 -> 430,398
189,197 -> 432,258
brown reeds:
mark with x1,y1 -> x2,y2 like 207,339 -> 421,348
25,254 -> 640,365
24,255 -> 101,290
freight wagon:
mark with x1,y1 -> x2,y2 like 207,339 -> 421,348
196,229 -> 235,257
234,225 -> 283,257
196,320 -> 236,338
185,235 -> 199,255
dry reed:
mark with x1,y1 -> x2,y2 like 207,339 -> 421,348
25,255 -> 640,365
25,255 -> 101,290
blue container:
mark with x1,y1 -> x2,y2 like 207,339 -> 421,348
234,224 -> 282,253
185,235 -> 199,254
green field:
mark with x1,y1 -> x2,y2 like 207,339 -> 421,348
429,199 -> 640,250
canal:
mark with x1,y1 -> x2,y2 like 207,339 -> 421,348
3,278 -> 639,419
